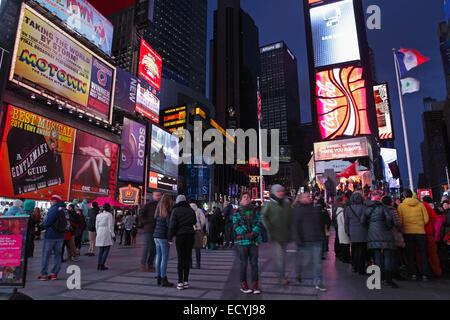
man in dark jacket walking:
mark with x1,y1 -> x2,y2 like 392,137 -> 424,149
292,193 -> 331,292
223,201 -> 235,248
86,202 -> 100,256
362,191 -> 398,288
139,191 -> 162,272
168,195 -> 197,290
39,194 -> 67,281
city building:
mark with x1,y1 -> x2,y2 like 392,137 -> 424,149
209,0 -> 260,130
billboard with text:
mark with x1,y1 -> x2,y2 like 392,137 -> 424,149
138,39 -> 162,91
114,67 -> 138,114
314,137 -> 369,161
374,83 -> 394,140
10,5 -> 115,122
119,118 -> 146,183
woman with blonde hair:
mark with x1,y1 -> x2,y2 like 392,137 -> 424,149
153,194 -> 174,287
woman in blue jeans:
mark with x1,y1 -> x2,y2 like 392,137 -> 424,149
95,203 -> 116,271
153,195 -> 174,287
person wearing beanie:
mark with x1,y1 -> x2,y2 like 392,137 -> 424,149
39,194 -> 67,280
261,184 -> 291,285
168,195 -> 196,290
86,201 -> 100,256
5,200 -> 23,216
95,203 -> 115,270
22,200 -> 36,257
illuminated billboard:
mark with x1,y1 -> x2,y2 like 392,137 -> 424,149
314,137 -> 369,161
34,0 -> 114,56
380,148 -> 400,188
138,39 -> 162,92
162,106 -> 187,132
136,80 -> 160,123
114,67 -> 138,114
310,0 -> 360,68
0,105 -> 76,201
148,171 -> 178,193
149,125 -> 179,179
316,65 -> 370,140
9,5 -> 115,123
119,118 -> 146,183
373,83 -> 394,140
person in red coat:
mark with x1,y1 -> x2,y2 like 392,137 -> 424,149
422,197 -> 442,276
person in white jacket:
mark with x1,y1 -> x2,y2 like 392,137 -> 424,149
190,200 -> 206,269
95,203 -> 115,270
336,204 -> 351,263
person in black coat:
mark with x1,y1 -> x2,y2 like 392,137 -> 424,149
223,201 -> 235,248
207,206 -> 221,250
344,192 -> 368,275
168,195 -> 197,290
292,193 -> 331,292
361,191 -> 398,288
86,202 -> 100,256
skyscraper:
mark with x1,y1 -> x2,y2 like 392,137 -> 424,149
91,0 -> 207,95
260,41 -> 301,149
210,0 -> 260,130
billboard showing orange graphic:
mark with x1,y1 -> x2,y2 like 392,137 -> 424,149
0,105 -> 76,201
316,66 -> 371,140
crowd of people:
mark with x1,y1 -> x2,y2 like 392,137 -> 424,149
2,181 -> 449,295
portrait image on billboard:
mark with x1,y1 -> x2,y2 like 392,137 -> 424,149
316,65 -> 371,140
136,80 -> 160,123
374,83 -> 394,140
114,67 -> 138,114
149,125 -> 179,179
70,131 -> 118,201
310,0 -> 360,68
0,105 -> 76,201
119,118 -> 146,183
138,39 -> 162,91
33,0 -> 114,56
9,4 -> 115,123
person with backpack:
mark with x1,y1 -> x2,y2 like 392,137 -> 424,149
86,202 -> 100,256
38,194 -> 67,280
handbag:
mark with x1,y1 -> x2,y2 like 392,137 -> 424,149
194,230 -> 204,249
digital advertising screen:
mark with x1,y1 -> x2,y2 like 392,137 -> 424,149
316,65 -> 370,140
310,0 -> 360,68
149,125 -> 179,180
0,216 -> 30,288
314,137 -> 369,161
0,105 -> 76,201
114,67 -> 138,114
136,80 -> 160,123
162,106 -> 187,132
186,163 -> 210,201
374,83 -> 394,140
70,131 -> 118,201
33,0 -> 114,56
138,39 -> 162,91
380,148 -> 400,188
148,171 -> 178,193
10,5 -> 115,123
119,118 -> 146,184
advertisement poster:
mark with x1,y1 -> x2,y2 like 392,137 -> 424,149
70,131 -> 118,201
150,125 -> 179,179
0,217 -> 29,288
33,0 -> 114,55
138,39 -> 162,91
0,105 -> 76,201
310,0 -> 360,68
119,185 -> 140,205
314,137 -> 369,161
10,5 -> 114,122
374,84 -> 394,140
316,66 -> 370,140
148,171 -> 178,193
119,118 -> 146,183
187,163 -> 210,201
86,58 -> 114,120
136,80 -> 160,123
418,189 -> 433,201
114,67 -> 138,114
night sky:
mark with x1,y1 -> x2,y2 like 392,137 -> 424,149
206,0 -> 447,187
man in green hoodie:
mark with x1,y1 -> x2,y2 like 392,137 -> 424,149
261,184 -> 291,285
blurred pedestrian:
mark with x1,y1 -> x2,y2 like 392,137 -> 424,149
190,200 -> 206,269
139,191 -> 161,272
223,201 -> 235,248
86,202 -> 100,256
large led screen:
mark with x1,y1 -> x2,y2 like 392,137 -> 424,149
314,137 -> 369,161
119,118 -> 146,183
70,131 -> 118,201
310,0 -> 360,68
10,5 -> 115,122
138,39 -> 162,92
316,65 -> 370,140
34,0 -> 114,56
136,80 -> 160,123
149,125 -> 179,179
114,67 -> 138,114
374,83 -> 394,140
0,105 -> 76,201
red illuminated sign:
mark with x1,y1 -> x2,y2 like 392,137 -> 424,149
316,66 -> 371,140
138,39 -> 162,91
374,83 -> 394,140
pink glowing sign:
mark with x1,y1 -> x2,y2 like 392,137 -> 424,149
316,66 -> 371,140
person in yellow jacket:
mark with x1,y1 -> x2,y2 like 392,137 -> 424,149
397,189 -> 432,281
